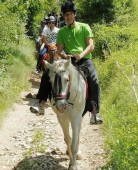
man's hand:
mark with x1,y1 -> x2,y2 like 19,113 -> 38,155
72,54 -> 83,61
66,54 -> 73,59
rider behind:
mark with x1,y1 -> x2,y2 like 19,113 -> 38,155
56,1 -> 103,124
42,16 -> 59,46
36,17 -> 50,73
33,15 -> 59,115
35,20 -> 45,54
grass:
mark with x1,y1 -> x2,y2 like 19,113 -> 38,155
23,130 -> 47,158
94,43 -> 138,169
0,40 -> 36,123
20,130 -> 47,170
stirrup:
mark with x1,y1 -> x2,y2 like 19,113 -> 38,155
90,101 -> 103,124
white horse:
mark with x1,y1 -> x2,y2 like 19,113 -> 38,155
44,58 -> 86,170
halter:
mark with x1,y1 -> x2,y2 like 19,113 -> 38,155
52,66 -> 81,107
53,73 -> 71,101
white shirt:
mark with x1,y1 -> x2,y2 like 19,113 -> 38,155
42,27 -> 59,44
39,25 -> 49,51
42,25 -> 49,33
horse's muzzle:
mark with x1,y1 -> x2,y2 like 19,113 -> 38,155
55,100 -> 69,112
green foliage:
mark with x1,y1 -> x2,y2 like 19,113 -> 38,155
5,0 -> 59,38
23,130 -> 47,158
0,4 -> 21,49
22,130 -> 47,170
92,23 -> 137,58
76,0 -> 114,24
0,42 -> 35,116
91,3 -> 138,167
94,27 -> 138,169
112,0 -> 137,25
0,2 -> 36,117
100,71 -> 138,169
76,0 -> 137,25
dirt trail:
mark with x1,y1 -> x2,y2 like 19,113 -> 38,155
0,74 -> 106,170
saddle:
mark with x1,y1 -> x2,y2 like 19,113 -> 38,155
77,65 -> 89,100
74,63 -> 96,117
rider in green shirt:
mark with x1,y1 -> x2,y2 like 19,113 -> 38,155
57,22 -> 93,59
56,1 -> 103,124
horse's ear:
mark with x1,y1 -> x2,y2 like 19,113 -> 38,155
64,58 -> 71,68
43,60 -> 53,70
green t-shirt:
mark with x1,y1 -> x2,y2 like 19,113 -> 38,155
56,22 -> 93,59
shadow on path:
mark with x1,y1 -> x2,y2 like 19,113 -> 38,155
13,153 -> 68,170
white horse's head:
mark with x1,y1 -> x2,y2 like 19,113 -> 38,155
44,59 -> 71,112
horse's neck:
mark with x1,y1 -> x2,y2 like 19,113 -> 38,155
68,63 -> 86,104
68,64 -> 83,89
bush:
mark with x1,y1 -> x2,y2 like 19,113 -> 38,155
94,43 -> 138,169
92,23 -> 136,58
6,0 -> 59,38
0,3 -> 36,117
76,0 -> 137,25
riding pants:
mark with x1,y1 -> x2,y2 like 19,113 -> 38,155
36,47 -> 47,71
36,69 -> 51,101
74,58 -> 100,113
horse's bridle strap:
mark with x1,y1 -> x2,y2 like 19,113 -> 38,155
56,94 -> 69,100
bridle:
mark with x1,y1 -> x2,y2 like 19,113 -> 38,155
48,49 -> 58,63
53,73 -> 71,101
52,67 -> 80,107
43,44 -> 58,64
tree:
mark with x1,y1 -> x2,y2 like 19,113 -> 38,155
76,0 -> 137,25
5,0 -> 58,38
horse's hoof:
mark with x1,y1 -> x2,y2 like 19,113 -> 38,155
77,153 -> 83,160
68,164 -> 78,170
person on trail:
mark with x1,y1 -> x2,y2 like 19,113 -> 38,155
42,16 -> 59,46
35,17 -> 50,73
35,20 -> 45,57
56,1 -> 102,124
50,11 -> 59,28
30,15 -> 59,115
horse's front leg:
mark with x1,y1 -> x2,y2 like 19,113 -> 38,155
56,114 -> 72,160
69,115 -> 82,170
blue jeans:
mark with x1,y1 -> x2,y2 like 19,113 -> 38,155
36,47 -> 47,71
72,58 -> 100,114
36,69 -> 51,101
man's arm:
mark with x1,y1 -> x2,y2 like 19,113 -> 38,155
75,37 -> 94,61
43,35 -> 50,47
56,44 -> 69,59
